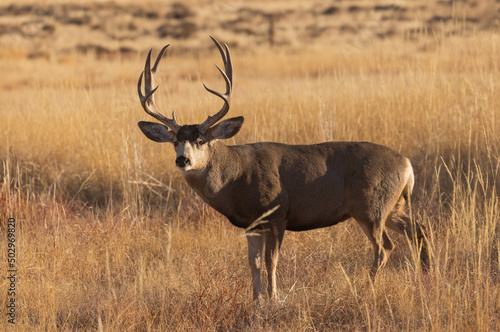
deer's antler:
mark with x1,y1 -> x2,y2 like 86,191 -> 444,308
137,44 -> 181,133
197,36 -> 233,134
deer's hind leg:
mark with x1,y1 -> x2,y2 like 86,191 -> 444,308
386,195 -> 430,269
355,213 -> 395,278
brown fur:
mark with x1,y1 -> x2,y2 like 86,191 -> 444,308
180,140 -> 429,300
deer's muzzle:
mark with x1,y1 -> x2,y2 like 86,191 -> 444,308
175,156 -> 190,168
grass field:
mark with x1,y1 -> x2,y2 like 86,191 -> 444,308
1,1 -> 500,330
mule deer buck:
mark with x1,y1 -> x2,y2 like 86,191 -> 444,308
137,37 -> 430,301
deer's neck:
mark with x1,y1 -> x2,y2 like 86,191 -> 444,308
181,142 -> 245,211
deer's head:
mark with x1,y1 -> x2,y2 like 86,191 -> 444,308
137,37 -> 244,172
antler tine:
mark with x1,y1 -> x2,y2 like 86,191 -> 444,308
198,36 -> 233,134
210,35 -> 233,86
137,44 -> 181,133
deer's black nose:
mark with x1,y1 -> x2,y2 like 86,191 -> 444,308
175,156 -> 190,168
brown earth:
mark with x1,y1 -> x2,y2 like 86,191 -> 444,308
1,0 -> 499,59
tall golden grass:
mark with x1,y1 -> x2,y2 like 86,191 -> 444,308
1,29 -> 499,330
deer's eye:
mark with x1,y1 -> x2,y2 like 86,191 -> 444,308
196,139 -> 206,146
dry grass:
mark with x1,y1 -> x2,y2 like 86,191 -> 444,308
1,1 -> 500,330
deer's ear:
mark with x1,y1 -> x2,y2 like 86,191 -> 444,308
208,116 -> 244,140
138,121 -> 175,143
